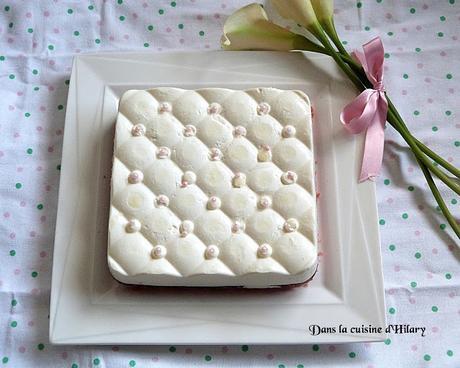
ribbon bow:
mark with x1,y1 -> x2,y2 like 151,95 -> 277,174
340,37 -> 388,182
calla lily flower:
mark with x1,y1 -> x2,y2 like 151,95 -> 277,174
271,0 -> 320,35
221,3 -> 325,53
311,0 -> 334,23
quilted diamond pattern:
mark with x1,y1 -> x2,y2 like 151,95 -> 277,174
108,87 -> 317,286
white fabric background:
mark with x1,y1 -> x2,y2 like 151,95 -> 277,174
0,0 -> 459,367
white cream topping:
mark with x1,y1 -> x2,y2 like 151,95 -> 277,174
109,88 -> 316,287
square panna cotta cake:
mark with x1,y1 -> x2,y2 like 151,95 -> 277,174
108,87 -> 317,287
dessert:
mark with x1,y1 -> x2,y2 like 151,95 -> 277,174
108,87 -> 317,287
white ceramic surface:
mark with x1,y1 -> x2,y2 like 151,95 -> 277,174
50,51 -> 386,344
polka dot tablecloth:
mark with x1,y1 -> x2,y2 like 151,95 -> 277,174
0,0 -> 459,367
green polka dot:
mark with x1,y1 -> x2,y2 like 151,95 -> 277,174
95,38 -> 101,44
432,126 -> 438,132
440,16 -> 446,21
438,32 -> 444,37
436,205 -> 441,212
37,343 -> 45,350
2,357 -> 8,364
413,110 -> 420,116
408,185 -> 415,191
9,250 -> 16,256
440,223 -> 447,230
119,15 -> 125,21
278,365 -> 285,368
348,352 -> 356,358
402,213 -> 409,219
410,8 -> 416,13
379,219 -> 385,225
445,110 -> 452,116
431,306 -> 438,312
449,0 -> 455,4
241,345 -> 249,352
48,44 -> 54,50
74,31 -> 80,36
0,56 -> 5,61
25,112 -> 30,117
34,86 -> 39,91
387,31 -> 394,36
342,40 -> 348,45
11,299 -> 17,306
15,183 -> 22,189
415,47 -> 421,52
424,354 -> 431,361
446,73 -> 453,79
384,179 -> 390,185
389,244 -> 396,251
27,28 -> 33,33
178,23 -> 184,29
72,364 -> 78,368
447,350 -> 453,357
93,358 -> 100,365
297,365 -> 304,368
129,360 -> 136,367
403,73 -> 409,79
65,80 -> 70,85
445,273 -> 452,279
199,30 -> 205,36
31,271 -> 38,278
8,22 -> 13,29
389,307 -> 396,314
411,281 -> 417,288
312,344 -> 319,351
32,69 -> 38,75
88,5 -> 94,10
364,26 -> 370,31
204,355 -> 212,362
67,9 -> 73,14
10,321 -> 17,328
455,141 -> 460,147
143,43 -> 150,47
37,204 -> 43,210
4,5 -> 10,11
384,338 -> 391,345
117,0 -> 123,4
9,74 -> 15,79
357,2 -> 362,8
451,198 -> 457,205
147,25 -> 154,31
169,346 -> 176,352
415,252 -> 421,259
170,1 -> 177,6
58,104 -> 64,110
57,164 -> 61,170
27,148 -> 33,154
384,52 -> 390,58
159,9 -> 165,15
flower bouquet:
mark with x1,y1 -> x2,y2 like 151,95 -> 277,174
221,1 -> 460,239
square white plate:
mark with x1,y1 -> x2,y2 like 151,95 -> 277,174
50,51 -> 386,344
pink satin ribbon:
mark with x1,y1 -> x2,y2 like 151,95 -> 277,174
340,37 -> 388,182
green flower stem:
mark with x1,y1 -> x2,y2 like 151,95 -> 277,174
416,156 -> 460,238
334,46 -> 460,179
386,98 -> 460,178
387,109 -> 460,236
310,24 -> 365,91
308,27 -> 460,236
321,18 -> 349,56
